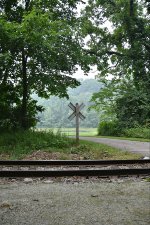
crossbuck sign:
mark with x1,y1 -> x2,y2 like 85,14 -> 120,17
68,102 -> 86,144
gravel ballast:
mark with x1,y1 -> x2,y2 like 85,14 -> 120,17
0,179 -> 150,225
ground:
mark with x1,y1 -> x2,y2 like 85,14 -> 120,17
0,179 -> 149,225
78,137 -> 150,157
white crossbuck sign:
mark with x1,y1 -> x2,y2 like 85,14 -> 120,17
68,102 -> 86,144
68,102 -> 86,121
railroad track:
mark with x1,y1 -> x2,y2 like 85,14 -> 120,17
0,159 -> 149,178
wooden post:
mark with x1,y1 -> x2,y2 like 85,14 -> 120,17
75,103 -> 79,145
68,102 -> 85,146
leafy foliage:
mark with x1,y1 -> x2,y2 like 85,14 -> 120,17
0,130 -> 72,158
35,79 -> 102,128
98,120 -> 121,136
83,0 -> 150,128
123,127 -> 150,139
0,0 -> 90,131
82,0 -> 150,86
0,130 -> 140,160
115,88 -> 150,128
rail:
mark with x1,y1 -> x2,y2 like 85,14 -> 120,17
0,159 -> 149,178
0,159 -> 150,166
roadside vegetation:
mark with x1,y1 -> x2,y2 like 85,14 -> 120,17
0,1 -> 149,160
0,130 -> 140,160
0,130 -> 71,159
97,121 -> 150,140
38,128 -> 97,137
123,127 -> 150,139
88,1 -> 150,142
43,127 -> 149,142
96,136 -> 150,143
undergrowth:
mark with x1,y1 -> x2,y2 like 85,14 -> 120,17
0,130 -> 141,160
98,121 -> 150,140
123,127 -> 150,139
0,130 -> 72,158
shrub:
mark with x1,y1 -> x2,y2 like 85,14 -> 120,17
123,127 -> 150,139
98,120 -> 121,136
0,130 -> 72,157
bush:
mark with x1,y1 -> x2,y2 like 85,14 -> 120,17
98,120 -> 121,136
123,127 -> 150,139
0,130 -> 72,157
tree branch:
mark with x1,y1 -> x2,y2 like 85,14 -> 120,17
84,49 -> 124,57
143,42 -> 150,51
25,0 -> 30,10
106,51 -> 124,57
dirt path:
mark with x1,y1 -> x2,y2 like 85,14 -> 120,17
79,137 -> 150,157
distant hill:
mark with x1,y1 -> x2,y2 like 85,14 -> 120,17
34,79 -> 102,128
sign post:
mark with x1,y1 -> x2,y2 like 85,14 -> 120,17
75,103 -> 79,144
68,102 -> 85,145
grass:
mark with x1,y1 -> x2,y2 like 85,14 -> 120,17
0,130 -> 141,160
96,136 -> 150,142
123,127 -> 150,139
144,178 -> 150,182
36,127 -> 97,136
72,140 -> 141,160
0,130 -> 72,159
37,127 -> 149,142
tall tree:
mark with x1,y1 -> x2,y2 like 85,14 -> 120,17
0,0 -> 89,130
82,0 -> 150,127
82,0 -> 149,86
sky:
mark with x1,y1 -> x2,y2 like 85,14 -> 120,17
72,66 -> 98,80
72,1 -> 112,80
72,1 -> 96,80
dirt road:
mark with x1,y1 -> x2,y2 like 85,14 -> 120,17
79,137 -> 150,157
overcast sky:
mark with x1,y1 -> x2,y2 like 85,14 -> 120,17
72,1 -> 112,80
72,66 -> 98,80
72,1 -> 96,80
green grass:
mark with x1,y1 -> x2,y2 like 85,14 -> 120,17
123,127 -> 150,139
0,130 -> 72,159
96,136 -> 150,142
0,130 -> 141,160
37,127 -> 98,136
144,178 -> 150,182
72,140 -> 141,160
37,128 -> 149,142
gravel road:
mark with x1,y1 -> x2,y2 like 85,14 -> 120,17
0,179 -> 150,225
78,137 -> 150,157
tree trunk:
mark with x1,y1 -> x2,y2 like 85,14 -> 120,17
21,49 -> 28,130
130,0 -> 134,16
25,0 -> 30,11
20,1 -> 30,130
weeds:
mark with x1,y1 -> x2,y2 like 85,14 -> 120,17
0,131 -> 141,160
123,127 -> 150,139
0,130 -> 72,158
144,178 -> 150,182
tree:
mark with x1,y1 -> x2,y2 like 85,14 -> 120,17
0,0 -> 89,130
35,79 -> 102,128
82,0 -> 150,127
82,0 -> 149,85
115,88 -> 150,128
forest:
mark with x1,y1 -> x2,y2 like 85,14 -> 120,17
35,79 -> 102,128
0,0 -> 149,137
